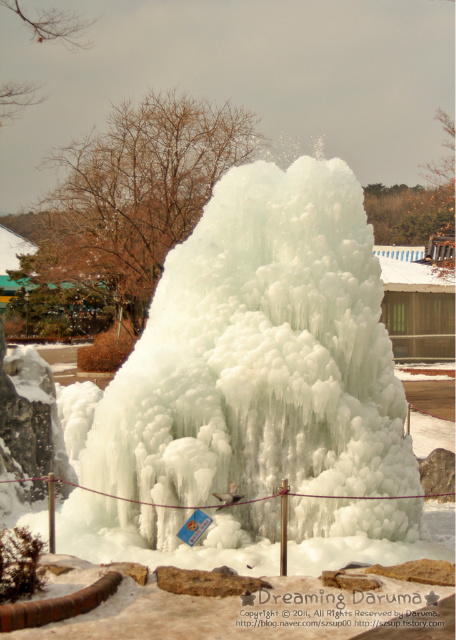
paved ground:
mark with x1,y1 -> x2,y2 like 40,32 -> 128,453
37,345 -> 113,390
36,346 -> 455,421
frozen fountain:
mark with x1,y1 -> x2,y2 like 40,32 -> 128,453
70,156 -> 424,552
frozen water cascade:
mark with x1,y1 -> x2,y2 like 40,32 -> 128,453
70,156 -> 424,552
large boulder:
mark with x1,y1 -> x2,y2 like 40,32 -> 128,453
367,559 -> 455,587
101,562 -> 149,586
0,318 -> 75,512
154,566 -> 272,597
419,448 -> 455,503
321,570 -> 381,591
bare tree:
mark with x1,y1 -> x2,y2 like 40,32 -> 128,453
0,1 -> 92,48
420,108 -> 455,196
408,108 -> 456,275
435,107 -> 455,152
0,1 -> 93,123
33,89 -> 264,330
0,80 -> 45,122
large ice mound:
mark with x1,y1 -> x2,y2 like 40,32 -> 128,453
71,156 -> 423,551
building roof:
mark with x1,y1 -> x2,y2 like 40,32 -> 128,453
0,223 -> 37,274
378,256 -> 454,293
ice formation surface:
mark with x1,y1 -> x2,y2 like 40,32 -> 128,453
71,157 -> 424,551
56,382 -> 103,461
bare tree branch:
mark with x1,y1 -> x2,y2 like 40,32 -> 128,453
419,108 -> 455,190
435,107 -> 455,152
0,0 -> 93,49
0,80 -> 47,123
0,1 -> 94,122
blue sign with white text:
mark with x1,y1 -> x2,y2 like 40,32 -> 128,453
177,510 -> 213,547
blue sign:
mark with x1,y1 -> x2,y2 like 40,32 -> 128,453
177,510 -> 213,547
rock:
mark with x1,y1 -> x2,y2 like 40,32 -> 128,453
42,564 -> 75,576
339,561 -> 372,570
0,319 -> 75,511
366,559 -> 455,587
0,336 -> 53,500
0,439 -> 28,515
419,448 -> 455,503
154,566 -> 272,597
211,566 -> 238,575
101,562 -> 149,586
320,570 -> 381,591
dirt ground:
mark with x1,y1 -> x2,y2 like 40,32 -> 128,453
402,380 -> 455,422
35,345 -> 455,421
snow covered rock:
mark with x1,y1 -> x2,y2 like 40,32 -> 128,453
0,319 -> 76,511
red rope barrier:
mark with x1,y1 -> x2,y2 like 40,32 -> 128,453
1,477 -> 454,505
288,492 -> 455,500
58,479 -> 282,509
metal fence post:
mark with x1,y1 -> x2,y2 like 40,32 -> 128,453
48,472 -> 56,554
280,478 -> 288,577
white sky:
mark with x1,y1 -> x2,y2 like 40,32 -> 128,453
0,0 -> 454,214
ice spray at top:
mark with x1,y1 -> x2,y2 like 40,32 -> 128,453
74,156 -> 424,552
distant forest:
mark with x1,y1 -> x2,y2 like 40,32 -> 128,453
1,181 -> 454,248
363,183 -> 454,246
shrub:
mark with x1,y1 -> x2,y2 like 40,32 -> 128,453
2,319 -> 26,339
0,526 -> 47,603
35,319 -> 70,338
77,324 -> 137,373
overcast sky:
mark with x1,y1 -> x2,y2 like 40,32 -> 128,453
0,0 -> 454,214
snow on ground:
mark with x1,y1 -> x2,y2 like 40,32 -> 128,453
395,371 -> 453,381
394,362 -> 454,382
33,343 -> 92,350
409,410 -> 455,457
50,363 -> 77,373
421,501 -> 455,551
6,565 -> 455,640
396,362 -> 455,371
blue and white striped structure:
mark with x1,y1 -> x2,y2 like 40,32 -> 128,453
372,246 -> 425,262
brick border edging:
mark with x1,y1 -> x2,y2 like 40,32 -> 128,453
0,571 -> 123,633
